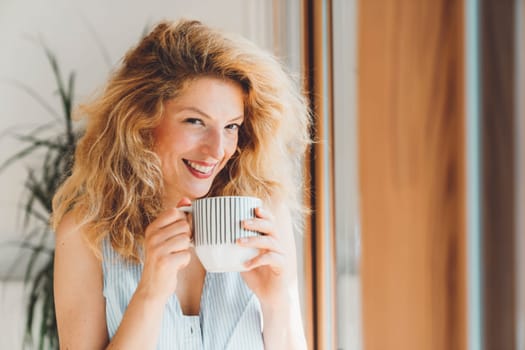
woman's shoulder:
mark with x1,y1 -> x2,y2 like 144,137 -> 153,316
55,210 -> 81,236
53,212 -> 108,349
54,210 -> 100,262
55,211 -> 87,246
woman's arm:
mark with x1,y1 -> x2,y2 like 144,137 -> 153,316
54,205 -> 192,349
54,213 -> 109,350
238,200 -> 307,349
260,287 -> 307,350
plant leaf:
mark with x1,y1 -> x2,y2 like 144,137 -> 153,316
1,79 -> 61,122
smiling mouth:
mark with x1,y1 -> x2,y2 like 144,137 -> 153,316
183,159 -> 217,175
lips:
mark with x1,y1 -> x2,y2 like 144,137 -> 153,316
183,159 -> 217,177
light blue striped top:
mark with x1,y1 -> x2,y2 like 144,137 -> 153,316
101,239 -> 265,349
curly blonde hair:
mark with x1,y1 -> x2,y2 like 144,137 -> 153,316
52,19 -> 311,261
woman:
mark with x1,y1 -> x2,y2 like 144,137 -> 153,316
52,19 -> 310,349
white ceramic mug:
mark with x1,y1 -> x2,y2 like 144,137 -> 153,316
179,196 -> 261,272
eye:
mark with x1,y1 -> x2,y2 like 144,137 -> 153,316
225,123 -> 241,131
183,118 -> 204,126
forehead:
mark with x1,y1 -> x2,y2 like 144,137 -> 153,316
164,76 -> 245,118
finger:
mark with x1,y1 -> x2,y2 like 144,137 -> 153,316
159,232 -> 193,255
145,232 -> 192,261
176,197 -> 193,230
254,207 -> 275,221
146,220 -> 191,247
244,251 -> 284,274
177,197 -> 192,207
146,234 -> 191,259
158,250 -> 192,270
146,207 -> 189,236
236,235 -> 284,254
243,216 -> 276,235
176,197 -> 192,216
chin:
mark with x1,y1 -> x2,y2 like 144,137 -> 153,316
186,186 -> 213,199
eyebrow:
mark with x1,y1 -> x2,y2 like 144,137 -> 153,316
178,106 -> 244,123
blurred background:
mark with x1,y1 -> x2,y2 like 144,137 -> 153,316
0,0 -> 522,350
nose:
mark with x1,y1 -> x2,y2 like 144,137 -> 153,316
202,128 -> 225,160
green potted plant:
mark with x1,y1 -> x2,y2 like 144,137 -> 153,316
1,44 -> 81,350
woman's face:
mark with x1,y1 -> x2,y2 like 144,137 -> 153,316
153,77 -> 244,204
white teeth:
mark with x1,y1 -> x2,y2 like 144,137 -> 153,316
186,160 -> 215,174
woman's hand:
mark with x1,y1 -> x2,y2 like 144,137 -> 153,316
238,201 -> 307,349
137,198 -> 193,303
237,201 -> 298,307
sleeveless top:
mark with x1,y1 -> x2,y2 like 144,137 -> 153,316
101,239 -> 265,349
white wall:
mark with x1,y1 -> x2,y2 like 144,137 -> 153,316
0,0 -> 274,347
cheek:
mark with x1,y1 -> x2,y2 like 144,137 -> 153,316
153,134 -> 172,158
154,128 -> 194,156
224,136 -> 239,160
152,125 -> 172,153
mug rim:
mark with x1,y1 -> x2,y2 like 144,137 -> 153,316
192,195 -> 261,203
